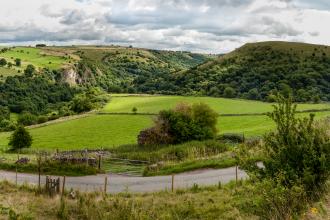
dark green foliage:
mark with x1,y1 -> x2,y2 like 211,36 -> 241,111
0,106 -> 10,122
17,112 -> 38,126
70,88 -> 108,113
0,74 -> 75,114
223,87 -> 236,98
24,64 -> 36,77
70,95 -> 94,113
74,48 -> 212,93
15,58 -> 21,67
138,103 -> 218,145
261,96 -> 330,193
128,42 -> 330,101
8,126 -> 32,151
0,58 -> 7,67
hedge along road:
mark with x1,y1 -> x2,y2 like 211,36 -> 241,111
0,167 -> 247,193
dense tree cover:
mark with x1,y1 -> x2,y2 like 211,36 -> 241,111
73,48 -> 212,93
138,103 -> 218,145
9,126 -> 32,151
0,72 -> 75,115
129,42 -> 330,102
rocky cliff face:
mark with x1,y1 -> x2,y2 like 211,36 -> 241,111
62,68 -> 84,85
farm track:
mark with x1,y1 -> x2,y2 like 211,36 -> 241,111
0,166 -> 247,193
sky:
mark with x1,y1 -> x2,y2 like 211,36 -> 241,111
0,0 -> 329,53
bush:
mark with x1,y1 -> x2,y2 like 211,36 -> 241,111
138,103 -> 218,145
223,87 -> 235,98
8,126 -> 32,151
17,112 -> 38,126
242,95 -> 330,206
70,95 -> 94,113
0,119 -> 16,131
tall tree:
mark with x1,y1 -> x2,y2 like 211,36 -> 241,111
9,126 -> 32,151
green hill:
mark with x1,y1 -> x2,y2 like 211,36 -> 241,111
132,41 -> 330,102
70,46 -> 213,92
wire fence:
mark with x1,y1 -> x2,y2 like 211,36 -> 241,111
0,165 -> 247,195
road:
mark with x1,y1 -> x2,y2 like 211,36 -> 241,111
0,167 -> 247,193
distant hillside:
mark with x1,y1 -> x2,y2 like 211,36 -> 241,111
135,41 -> 330,102
70,46 -> 214,92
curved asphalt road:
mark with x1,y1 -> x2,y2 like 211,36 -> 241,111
0,167 -> 247,193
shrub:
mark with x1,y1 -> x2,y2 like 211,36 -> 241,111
138,103 -> 218,145
17,112 -> 38,126
223,87 -> 235,98
8,126 -> 32,151
246,96 -> 330,199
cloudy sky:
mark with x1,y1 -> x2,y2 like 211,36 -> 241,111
0,0 -> 329,53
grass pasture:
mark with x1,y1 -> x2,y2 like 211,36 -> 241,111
0,111 -> 329,151
0,95 -> 329,150
103,95 -> 330,115
0,47 -> 71,76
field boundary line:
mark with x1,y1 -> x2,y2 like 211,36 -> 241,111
97,108 -> 330,117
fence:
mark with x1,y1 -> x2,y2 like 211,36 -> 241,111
0,165 -> 246,195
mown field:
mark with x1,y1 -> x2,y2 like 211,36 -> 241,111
104,95 -> 330,114
0,95 -> 329,150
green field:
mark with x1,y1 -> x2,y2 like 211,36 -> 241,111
0,47 -> 70,75
0,96 -> 329,150
0,67 -> 19,78
103,95 -> 330,114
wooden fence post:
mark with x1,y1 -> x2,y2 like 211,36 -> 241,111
171,174 -> 174,192
38,154 -> 41,191
98,155 -> 101,170
104,176 -> 108,194
235,165 -> 238,184
62,176 -> 66,196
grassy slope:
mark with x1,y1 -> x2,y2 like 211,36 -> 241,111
0,115 -> 152,150
0,47 -> 71,76
0,111 -> 328,151
0,181 -> 258,220
103,95 -> 330,114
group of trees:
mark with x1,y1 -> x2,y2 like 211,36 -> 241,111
138,103 -> 218,145
127,45 -> 330,102
0,57 -> 21,68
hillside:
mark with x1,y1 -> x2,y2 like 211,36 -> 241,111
71,46 -> 213,92
134,41 -> 330,102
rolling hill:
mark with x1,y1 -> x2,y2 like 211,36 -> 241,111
132,41 -> 330,102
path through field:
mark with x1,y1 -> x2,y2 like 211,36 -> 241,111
0,167 -> 247,193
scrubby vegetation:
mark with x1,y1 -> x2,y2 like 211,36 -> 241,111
138,103 -> 218,145
240,95 -> 330,218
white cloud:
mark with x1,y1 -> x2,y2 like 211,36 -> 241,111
0,0 -> 329,53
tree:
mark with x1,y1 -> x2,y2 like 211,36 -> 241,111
7,62 -> 13,68
15,58 -> 21,67
132,107 -> 137,114
0,106 -> 10,122
9,126 -> 32,151
24,64 -> 36,77
138,102 -> 218,145
70,95 -> 94,113
223,87 -> 235,98
0,58 -> 7,67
